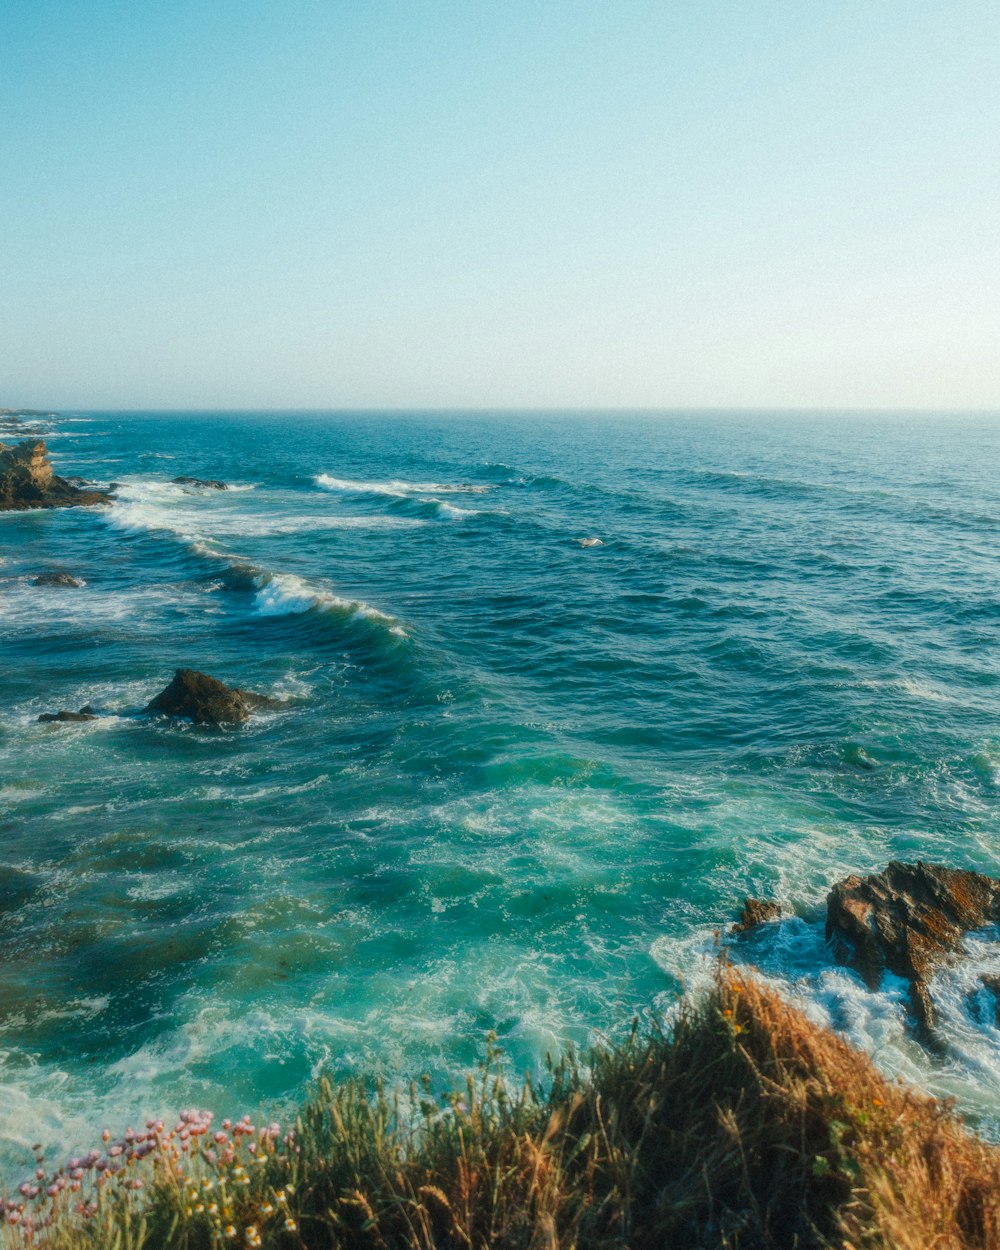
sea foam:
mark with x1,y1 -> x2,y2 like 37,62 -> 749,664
315,474 -> 491,496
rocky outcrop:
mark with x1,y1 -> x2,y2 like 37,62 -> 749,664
733,897 -> 781,932
144,669 -> 278,725
172,476 -> 228,490
38,706 -> 97,723
0,440 -> 109,511
826,861 -> 1000,1040
33,572 -> 84,588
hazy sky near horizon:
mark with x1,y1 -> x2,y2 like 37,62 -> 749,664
2,1 -> 999,410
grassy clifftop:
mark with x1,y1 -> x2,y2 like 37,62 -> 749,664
4,970 -> 999,1250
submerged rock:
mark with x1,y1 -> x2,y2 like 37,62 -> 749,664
980,974 -> 1000,1027
732,897 -> 782,932
0,440 -> 110,511
172,476 -> 228,490
826,860 -> 1000,1040
38,707 -> 97,723
33,571 -> 84,588
144,669 -> 278,725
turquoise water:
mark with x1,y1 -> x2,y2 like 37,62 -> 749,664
2,409 -> 1000,1164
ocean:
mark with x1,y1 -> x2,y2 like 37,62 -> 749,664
2,409 -> 999,1167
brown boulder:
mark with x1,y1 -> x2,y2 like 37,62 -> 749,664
0,440 -> 110,511
732,897 -> 782,933
826,861 -> 1000,1039
144,669 -> 278,726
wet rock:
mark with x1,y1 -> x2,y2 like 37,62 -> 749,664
732,897 -> 782,933
33,571 -> 84,588
826,861 -> 1000,1040
38,708 -> 98,723
0,440 -> 110,511
144,669 -> 278,726
172,476 -> 228,490
844,742 -> 879,770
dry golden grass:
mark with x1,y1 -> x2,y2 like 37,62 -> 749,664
4,968 -> 999,1250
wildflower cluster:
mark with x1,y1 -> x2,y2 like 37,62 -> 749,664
1,1109 -> 298,1250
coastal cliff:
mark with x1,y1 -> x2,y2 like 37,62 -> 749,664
0,440 -> 109,511
4,865 -> 1000,1250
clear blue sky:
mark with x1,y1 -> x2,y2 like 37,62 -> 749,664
2,0 -> 998,409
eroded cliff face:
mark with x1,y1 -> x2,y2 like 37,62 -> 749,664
0,439 -> 110,510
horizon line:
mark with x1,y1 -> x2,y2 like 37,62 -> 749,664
11,404 -> 1000,416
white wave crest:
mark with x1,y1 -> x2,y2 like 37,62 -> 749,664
427,499 -> 480,520
315,474 -> 490,497
218,514 -> 424,536
252,572 -> 406,636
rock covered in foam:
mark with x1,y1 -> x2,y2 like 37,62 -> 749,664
33,571 -> 84,587
0,439 -> 110,511
172,476 -> 228,490
826,860 -> 1000,1040
144,669 -> 279,726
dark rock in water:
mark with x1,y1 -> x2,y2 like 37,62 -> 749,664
172,476 -> 228,491
38,708 -> 98,723
732,897 -> 781,932
981,974 -> 1000,1026
33,571 -> 84,588
826,861 -> 1000,1041
144,668 -> 279,725
0,439 -> 110,511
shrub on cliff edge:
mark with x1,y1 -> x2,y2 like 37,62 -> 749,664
4,970 -> 999,1250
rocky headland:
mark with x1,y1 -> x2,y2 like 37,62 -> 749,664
0,439 -> 110,511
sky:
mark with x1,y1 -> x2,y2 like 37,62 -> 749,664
1,0 -> 998,410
